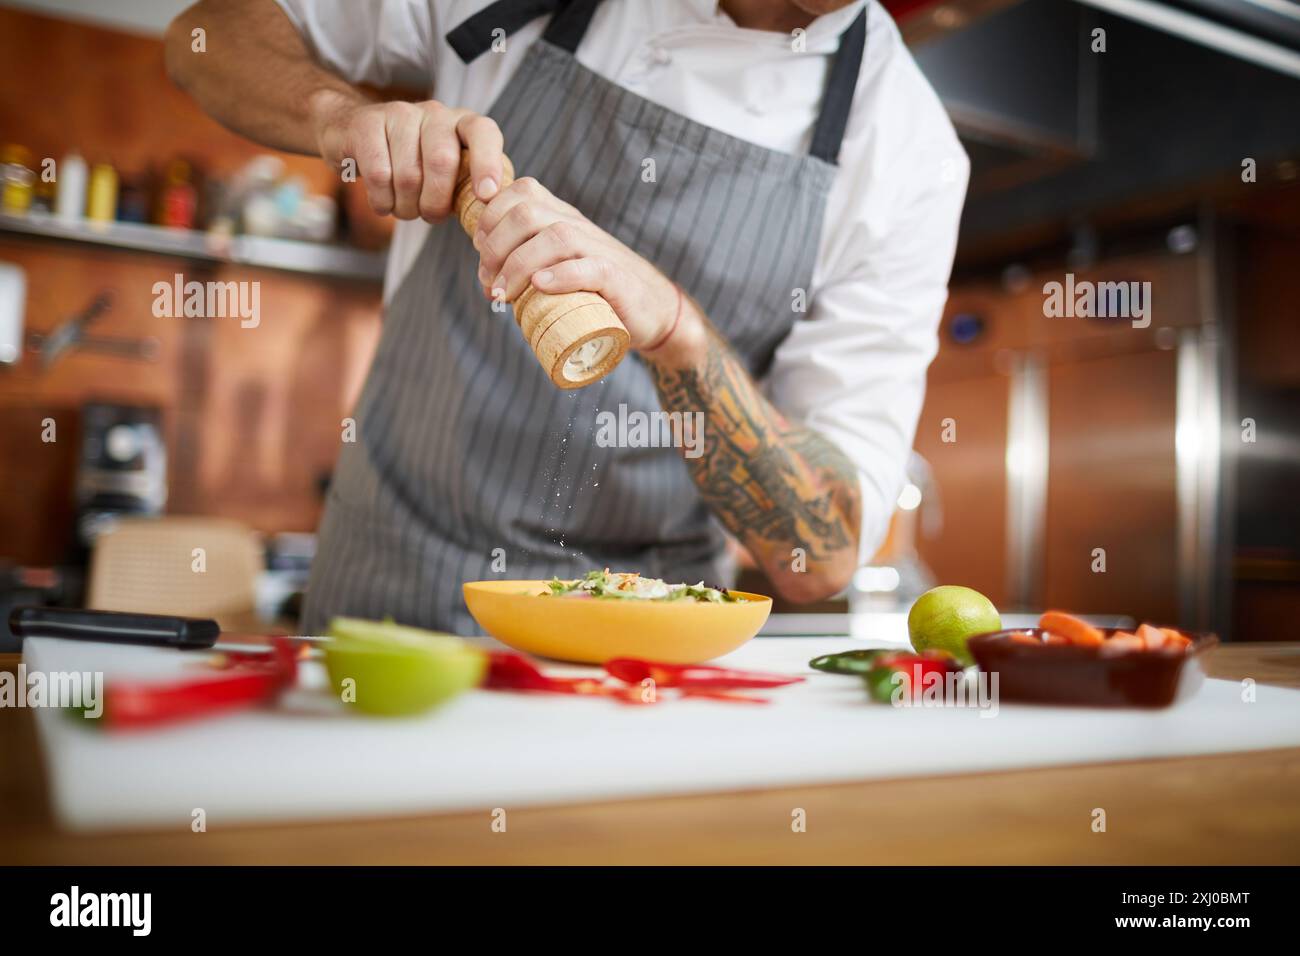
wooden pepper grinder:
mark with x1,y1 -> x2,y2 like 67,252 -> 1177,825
454,151 -> 629,389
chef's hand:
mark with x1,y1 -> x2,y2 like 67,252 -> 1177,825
309,91 -> 504,222
472,176 -> 702,359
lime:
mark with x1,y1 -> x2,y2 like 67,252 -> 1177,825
324,617 -> 486,716
907,586 -> 1000,666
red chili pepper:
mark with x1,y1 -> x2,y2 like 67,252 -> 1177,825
483,651 -> 559,691
865,652 -> 964,703
95,637 -> 299,730
484,653 -> 656,703
881,653 -> 961,678
605,658 -> 803,690
678,688 -> 771,705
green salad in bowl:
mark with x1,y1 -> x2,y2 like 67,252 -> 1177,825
543,569 -> 745,604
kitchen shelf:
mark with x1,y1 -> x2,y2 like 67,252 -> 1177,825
0,211 -> 387,282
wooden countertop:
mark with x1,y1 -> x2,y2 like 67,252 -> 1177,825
3,643 -> 1299,865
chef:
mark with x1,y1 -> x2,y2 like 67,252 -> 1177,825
166,0 -> 968,635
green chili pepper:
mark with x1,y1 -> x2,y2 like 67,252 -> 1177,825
808,648 -> 896,675
865,666 -> 904,703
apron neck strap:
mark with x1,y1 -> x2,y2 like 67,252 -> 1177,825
446,0 -> 574,64
541,0 -> 603,53
445,0 -> 600,63
809,6 -> 868,166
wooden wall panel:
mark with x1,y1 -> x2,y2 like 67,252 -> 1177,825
0,237 -> 381,561
0,9 -> 384,564
913,373 -> 1012,609
0,402 -> 80,565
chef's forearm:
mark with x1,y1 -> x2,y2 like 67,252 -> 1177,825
165,0 -> 367,156
645,303 -> 861,602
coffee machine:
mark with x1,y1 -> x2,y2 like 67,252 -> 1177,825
75,402 -> 167,546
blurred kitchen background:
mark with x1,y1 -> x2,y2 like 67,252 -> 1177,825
1,0 -> 1297,646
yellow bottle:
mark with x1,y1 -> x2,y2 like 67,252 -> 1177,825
86,162 -> 119,223
0,144 -> 35,215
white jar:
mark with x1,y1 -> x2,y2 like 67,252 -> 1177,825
55,151 -> 88,220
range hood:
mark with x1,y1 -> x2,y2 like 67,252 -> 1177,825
891,0 -> 1300,233
905,0 -> 1100,198
895,0 -> 1300,76
1076,0 -> 1300,76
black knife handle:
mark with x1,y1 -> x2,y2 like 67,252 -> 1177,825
7,606 -> 220,649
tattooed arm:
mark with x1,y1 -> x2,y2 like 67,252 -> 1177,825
644,296 -> 862,602
469,173 -> 863,600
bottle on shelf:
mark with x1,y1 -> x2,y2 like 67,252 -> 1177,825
158,159 -> 197,229
31,178 -> 56,214
86,160 -> 119,224
55,151 -> 88,220
117,168 -> 154,224
1,144 -> 36,216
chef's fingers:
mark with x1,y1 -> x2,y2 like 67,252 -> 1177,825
455,112 -> 505,201
529,256 -> 615,298
473,175 -> 541,248
385,102 -> 424,220
417,106 -> 465,222
491,221 -> 594,302
351,109 -> 397,216
531,257 -> 658,346
476,191 -> 558,284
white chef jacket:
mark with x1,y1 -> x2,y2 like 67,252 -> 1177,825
274,0 -> 969,564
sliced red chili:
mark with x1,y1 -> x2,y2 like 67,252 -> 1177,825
678,688 -> 771,705
483,652 -> 657,703
605,658 -> 803,690
96,637 -> 298,730
483,651 -> 558,691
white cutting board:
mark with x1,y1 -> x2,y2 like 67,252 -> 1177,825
23,636 -> 1300,832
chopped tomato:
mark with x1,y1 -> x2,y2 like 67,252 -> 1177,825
1100,634 -> 1146,656
1038,611 -> 1104,647
1136,623 -> 1167,649
1161,627 -> 1192,649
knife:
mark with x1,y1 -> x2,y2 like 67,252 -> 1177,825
8,606 -> 333,652
10,606 -> 223,649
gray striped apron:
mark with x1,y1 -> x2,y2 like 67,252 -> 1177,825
302,0 -> 868,635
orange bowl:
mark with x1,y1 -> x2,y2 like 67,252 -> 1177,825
462,580 -> 772,664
